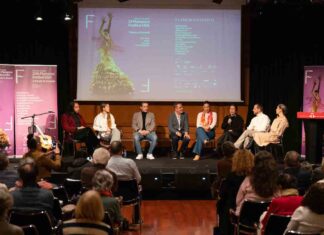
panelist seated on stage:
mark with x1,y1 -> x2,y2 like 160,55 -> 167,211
132,102 -> 157,160
218,105 -> 244,146
253,104 -> 289,147
93,103 -> 121,144
192,101 -> 217,161
168,102 -> 190,160
234,104 -> 270,149
61,101 -> 99,156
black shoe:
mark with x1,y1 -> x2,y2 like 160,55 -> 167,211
171,151 -> 178,159
179,152 -> 185,160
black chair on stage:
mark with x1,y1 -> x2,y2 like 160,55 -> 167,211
230,199 -> 271,235
286,231 -> 321,235
62,130 -> 87,157
264,214 -> 291,235
115,179 -> 142,225
64,178 -> 82,199
9,210 -> 61,235
21,225 -> 39,235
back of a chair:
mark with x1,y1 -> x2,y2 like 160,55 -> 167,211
239,200 -> 271,228
103,211 -> 113,227
52,185 -> 70,205
264,214 -> 291,235
64,178 -> 82,198
53,197 -> 63,221
21,225 -> 40,235
9,210 -> 54,235
115,179 -> 139,205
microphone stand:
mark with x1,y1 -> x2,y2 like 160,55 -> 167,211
21,111 -> 55,135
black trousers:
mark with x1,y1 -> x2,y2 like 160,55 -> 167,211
170,132 -> 190,154
74,127 -> 99,156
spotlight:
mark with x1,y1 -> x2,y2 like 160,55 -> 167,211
35,16 -> 43,21
64,14 -> 72,21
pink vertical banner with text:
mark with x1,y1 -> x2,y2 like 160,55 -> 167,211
301,66 -> 324,155
15,65 -> 58,156
0,65 -> 15,155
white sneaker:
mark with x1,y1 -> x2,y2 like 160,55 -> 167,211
146,154 -> 155,160
136,154 -> 143,160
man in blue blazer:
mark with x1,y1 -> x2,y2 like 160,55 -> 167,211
168,102 -> 190,159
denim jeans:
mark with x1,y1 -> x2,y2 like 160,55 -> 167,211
193,127 -> 215,155
133,131 -> 158,154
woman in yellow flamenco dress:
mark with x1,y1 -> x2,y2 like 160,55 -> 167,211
91,13 -> 134,95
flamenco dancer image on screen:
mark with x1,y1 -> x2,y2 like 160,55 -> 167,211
311,76 -> 322,112
91,13 -> 134,95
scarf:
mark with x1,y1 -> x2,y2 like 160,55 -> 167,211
201,112 -> 213,126
100,190 -> 113,197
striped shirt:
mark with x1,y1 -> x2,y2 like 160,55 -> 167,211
63,219 -> 111,235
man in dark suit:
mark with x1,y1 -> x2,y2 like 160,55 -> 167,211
11,158 -> 54,218
168,102 -> 190,159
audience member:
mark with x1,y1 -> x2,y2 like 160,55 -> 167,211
235,151 -> 279,215
260,173 -> 303,234
216,142 -> 236,179
92,170 -> 123,226
312,164 -> 324,183
107,141 -> 141,183
63,190 -> 111,235
283,151 -> 311,195
67,150 -> 92,179
0,152 -> 18,188
217,149 -> 254,235
285,182 -> 324,234
11,158 -> 54,216
0,188 -> 23,235
23,134 -> 61,181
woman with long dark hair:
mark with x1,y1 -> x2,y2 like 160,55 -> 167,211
235,151 -> 279,215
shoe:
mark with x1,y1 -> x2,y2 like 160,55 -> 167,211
171,151 -> 178,159
136,154 -> 143,160
204,139 -> 209,144
193,155 -> 200,161
179,152 -> 185,160
147,154 -> 155,160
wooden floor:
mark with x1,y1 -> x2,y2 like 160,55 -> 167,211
121,200 -> 217,235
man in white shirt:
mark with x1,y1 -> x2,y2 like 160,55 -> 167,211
234,104 -> 270,149
107,141 -> 141,183
93,103 -> 121,144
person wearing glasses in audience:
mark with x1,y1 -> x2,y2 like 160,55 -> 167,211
93,103 -> 121,144
132,102 -> 157,160
168,102 -> 190,160
193,101 -> 217,161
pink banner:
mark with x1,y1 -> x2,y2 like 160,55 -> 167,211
301,66 -> 324,155
15,65 -> 58,156
0,65 -> 15,155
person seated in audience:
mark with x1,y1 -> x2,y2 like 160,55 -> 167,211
234,104 -> 270,149
235,151 -> 279,216
63,190 -> 111,235
260,173 -> 303,234
93,103 -> 121,144
81,147 -> 111,189
193,101 -> 217,161
67,150 -> 92,179
168,102 -> 190,160
23,134 -> 61,181
92,170 -> 123,227
216,141 -> 237,180
217,149 -> 254,235
0,152 -> 19,188
312,164 -> 324,183
285,181 -> 324,234
253,104 -> 289,147
217,105 -> 244,146
61,101 -> 99,156
0,188 -> 23,235
283,151 -> 311,195
132,102 -> 158,160
107,141 -> 141,183
11,158 -> 54,217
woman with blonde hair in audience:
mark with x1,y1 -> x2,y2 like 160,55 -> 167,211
235,151 -> 279,216
217,149 -> 254,235
285,181 -> 324,234
63,190 -> 111,235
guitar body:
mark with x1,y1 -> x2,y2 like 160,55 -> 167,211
39,134 -> 53,150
